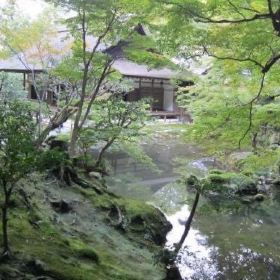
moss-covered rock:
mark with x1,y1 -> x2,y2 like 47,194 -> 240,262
186,175 -> 200,187
75,248 -> 100,263
0,173 -> 169,280
202,171 -> 258,196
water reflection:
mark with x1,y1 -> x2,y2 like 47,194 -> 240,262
106,133 -> 280,280
165,205 -> 220,279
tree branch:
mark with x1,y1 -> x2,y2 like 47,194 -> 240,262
162,0 -> 271,24
262,53 -> 280,73
238,73 -> 266,149
196,13 -> 271,24
78,60 -> 114,129
203,47 -> 265,70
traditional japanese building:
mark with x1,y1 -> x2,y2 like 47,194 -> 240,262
0,25 -> 192,117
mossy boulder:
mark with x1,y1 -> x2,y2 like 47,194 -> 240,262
1,173 -> 168,280
112,199 -> 172,246
75,248 -> 100,263
186,175 -> 200,187
201,171 -> 258,197
235,178 -> 258,195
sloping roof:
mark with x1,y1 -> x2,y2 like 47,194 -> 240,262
105,38 -> 187,80
0,55 -> 43,73
0,28 -> 106,73
113,59 -> 177,79
0,25 -> 190,80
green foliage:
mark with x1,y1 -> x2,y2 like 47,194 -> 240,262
155,0 -> 280,173
0,6 -> 58,67
70,239 -> 100,263
0,101 -> 39,183
124,34 -> 177,69
237,148 -> 280,174
88,96 -> 149,140
78,95 -> 150,167
174,61 -> 280,173
0,100 -> 45,254
0,100 -> 68,255
0,72 -> 27,100
117,140 -> 160,173
38,148 -> 70,172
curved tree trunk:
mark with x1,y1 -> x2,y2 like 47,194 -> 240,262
36,106 -> 77,147
94,137 -> 116,169
175,191 -> 200,254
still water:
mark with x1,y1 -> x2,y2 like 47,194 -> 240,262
106,132 -> 280,280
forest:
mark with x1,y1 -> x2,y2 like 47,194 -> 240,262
0,0 -> 280,279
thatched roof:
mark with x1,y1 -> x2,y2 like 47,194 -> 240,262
113,59 -> 177,79
0,25 -> 189,80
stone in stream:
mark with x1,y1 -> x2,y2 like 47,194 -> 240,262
201,171 -> 258,196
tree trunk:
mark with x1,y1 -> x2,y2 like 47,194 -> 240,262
69,65 -> 89,157
94,138 -> 116,169
2,204 -> 9,257
1,182 -> 11,259
36,106 -> 77,147
69,123 -> 80,157
252,132 -> 258,150
175,191 -> 200,254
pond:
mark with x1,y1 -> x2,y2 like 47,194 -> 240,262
106,127 -> 280,280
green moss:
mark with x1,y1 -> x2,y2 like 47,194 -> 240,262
209,169 -> 225,175
201,171 -> 257,196
208,172 -> 239,183
75,248 -> 100,263
0,174 -> 167,280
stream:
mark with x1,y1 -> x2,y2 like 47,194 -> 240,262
106,130 -> 280,280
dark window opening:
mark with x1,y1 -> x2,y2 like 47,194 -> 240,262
31,85 -> 38,100
126,87 -> 164,111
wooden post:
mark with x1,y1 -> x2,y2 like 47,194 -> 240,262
139,77 -> 142,98
23,73 -> 26,90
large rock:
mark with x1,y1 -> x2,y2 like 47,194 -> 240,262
117,201 -> 172,246
126,208 -> 172,246
201,171 -> 258,197
137,207 -> 172,246
235,179 -> 258,195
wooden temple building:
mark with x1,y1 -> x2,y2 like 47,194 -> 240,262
0,25 -> 192,119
